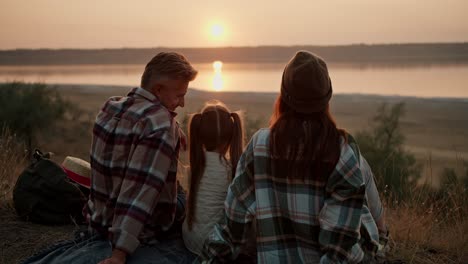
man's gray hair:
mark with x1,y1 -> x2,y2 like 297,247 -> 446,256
141,52 -> 198,89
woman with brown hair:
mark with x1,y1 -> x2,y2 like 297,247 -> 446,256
182,101 -> 244,256
201,51 -> 388,263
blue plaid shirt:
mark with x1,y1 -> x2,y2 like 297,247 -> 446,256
201,128 -> 380,263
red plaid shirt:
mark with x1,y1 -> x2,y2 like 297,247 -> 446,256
87,87 -> 180,254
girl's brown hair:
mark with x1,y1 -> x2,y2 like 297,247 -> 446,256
186,101 -> 244,230
269,96 -> 346,180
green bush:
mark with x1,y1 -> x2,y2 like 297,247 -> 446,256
439,162 -> 468,204
0,82 -> 69,156
355,102 -> 421,200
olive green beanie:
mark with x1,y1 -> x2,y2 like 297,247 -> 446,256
281,51 -> 332,113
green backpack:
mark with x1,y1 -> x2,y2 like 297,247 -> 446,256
13,149 -> 87,225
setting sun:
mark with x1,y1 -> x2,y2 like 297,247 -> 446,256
210,24 -> 224,39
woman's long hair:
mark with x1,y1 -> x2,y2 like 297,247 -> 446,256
269,96 -> 346,180
186,101 -> 244,230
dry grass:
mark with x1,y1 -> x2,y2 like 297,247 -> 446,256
385,200 -> 468,264
0,127 -> 27,201
382,170 -> 468,264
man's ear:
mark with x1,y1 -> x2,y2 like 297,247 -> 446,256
152,83 -> 163,97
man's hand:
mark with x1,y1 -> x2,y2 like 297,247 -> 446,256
98,248 -> 127,264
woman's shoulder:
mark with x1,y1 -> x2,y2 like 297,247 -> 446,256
249,128 -> 271,145
327,136 -> 365,192
339,133 -> 362,164
337,135 -> 361,167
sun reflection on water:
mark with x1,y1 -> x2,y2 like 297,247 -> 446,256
213,60 -> 223,72
212,60 -> 224,91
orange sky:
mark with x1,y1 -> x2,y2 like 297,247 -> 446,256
1,0 -> 467,49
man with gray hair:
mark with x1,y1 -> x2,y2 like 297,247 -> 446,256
87,52 -> 198,264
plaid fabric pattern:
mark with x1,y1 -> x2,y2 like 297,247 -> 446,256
87,87 -> 181,254
202,128 -> 379,263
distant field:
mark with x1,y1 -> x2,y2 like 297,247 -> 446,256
52,84 -> 468,186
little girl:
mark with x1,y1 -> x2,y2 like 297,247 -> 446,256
182,101 -> 244,256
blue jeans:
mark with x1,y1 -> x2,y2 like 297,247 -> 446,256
22,230 -> 196,264
22,189 -> 195,264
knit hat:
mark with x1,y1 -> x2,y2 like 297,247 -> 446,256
62,156 -> 91,188
281,51 -> 332,113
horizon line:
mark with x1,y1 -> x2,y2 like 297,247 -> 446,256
1,41 -> 467,52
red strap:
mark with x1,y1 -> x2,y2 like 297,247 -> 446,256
62,167 -> 91,188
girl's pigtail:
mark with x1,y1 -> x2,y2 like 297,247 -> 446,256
229,112 -> 244,181
187,113 -> 204,230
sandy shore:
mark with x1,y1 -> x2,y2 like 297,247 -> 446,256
57,84 -> 468,186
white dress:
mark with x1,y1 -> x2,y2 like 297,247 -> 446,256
182,151 -> 231,255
